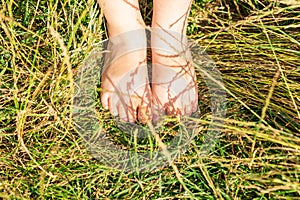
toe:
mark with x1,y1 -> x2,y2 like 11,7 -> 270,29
138,103 -> 151,124
184,105 -> 193,116
152,102 -> 165,123
101,92 -> 110,110
183,95 -> 194,116
137,88 -> 152,124
118,100 -> 136,123
165,104 -> 181,116
110,97 -> 118,117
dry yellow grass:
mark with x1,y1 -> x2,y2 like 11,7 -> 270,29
0,0 -> 299,199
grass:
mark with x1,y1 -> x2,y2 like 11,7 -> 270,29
0,0 -> 300,199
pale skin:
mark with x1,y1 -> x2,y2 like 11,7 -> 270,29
98,0 -> 198,123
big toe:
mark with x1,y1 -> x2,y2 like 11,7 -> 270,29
117,102 -> 137,123
101,92 -> 110,110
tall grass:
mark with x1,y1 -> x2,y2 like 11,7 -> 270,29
0,0 -> 299,199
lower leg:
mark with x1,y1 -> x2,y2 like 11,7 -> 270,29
152,0 -> 192,34
98,0 -> 145,36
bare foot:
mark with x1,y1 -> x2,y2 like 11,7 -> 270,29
151,30 -> 198,121
101,34 -> 152,123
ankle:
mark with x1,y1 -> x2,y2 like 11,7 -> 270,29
107,28 -> 147,59
107,20 -> 146,37
151,28 -> 188,56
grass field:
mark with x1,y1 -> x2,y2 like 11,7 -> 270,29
0,0 -> 300,199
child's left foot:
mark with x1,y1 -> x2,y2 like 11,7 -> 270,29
151,33 -> 198,121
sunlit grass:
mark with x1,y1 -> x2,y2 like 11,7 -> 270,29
0,0 -> 299,199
